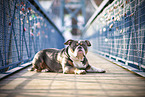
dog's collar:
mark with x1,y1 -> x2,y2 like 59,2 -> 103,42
81,56 -> 87,65
65,47 -> 70,57
65,47 -> 73,62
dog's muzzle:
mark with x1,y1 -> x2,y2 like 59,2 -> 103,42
76,46 -> 85,59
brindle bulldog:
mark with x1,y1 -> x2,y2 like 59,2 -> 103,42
29,39 -> 106,74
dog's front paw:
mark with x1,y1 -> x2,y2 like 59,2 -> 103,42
75,70 -> 86,75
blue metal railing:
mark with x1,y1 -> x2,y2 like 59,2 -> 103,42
83,0 -> 145,71
0,0 -> 65,73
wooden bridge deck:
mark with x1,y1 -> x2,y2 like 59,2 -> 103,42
0,52 -> 145,97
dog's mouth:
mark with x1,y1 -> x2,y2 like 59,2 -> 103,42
78,50 -> 83,54
77,50 -> 84,59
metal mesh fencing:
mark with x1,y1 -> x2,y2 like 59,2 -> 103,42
83,0 -> 145,71
0,0 -> 64,72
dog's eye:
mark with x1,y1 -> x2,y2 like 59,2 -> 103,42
76,43 -> 79,46
80,43 -> 83,45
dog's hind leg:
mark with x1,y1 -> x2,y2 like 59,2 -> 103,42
29,67 -> 35,71
28,62 -> 38,71
28,64 -> 36,71
28,61 -> 42,72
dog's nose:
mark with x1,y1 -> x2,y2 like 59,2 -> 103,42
78,46 -> 82,50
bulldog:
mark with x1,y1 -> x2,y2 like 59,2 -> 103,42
29,39 -> 105,74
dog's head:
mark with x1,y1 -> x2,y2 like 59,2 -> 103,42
64,39 -> 91,59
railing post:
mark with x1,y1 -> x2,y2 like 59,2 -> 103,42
3,0 -> 7,68
60,0 -> 64,32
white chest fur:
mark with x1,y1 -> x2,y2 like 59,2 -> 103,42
73,60 -> 86,68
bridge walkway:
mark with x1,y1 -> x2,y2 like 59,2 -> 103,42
0,52 -> 145,97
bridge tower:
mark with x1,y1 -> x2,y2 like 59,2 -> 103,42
60,0 -> 86,36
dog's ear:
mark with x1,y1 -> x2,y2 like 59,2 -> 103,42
85,40 -> 91,47
64,39 -> 74,45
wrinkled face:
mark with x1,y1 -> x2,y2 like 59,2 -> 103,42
64,40 -> 91,59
